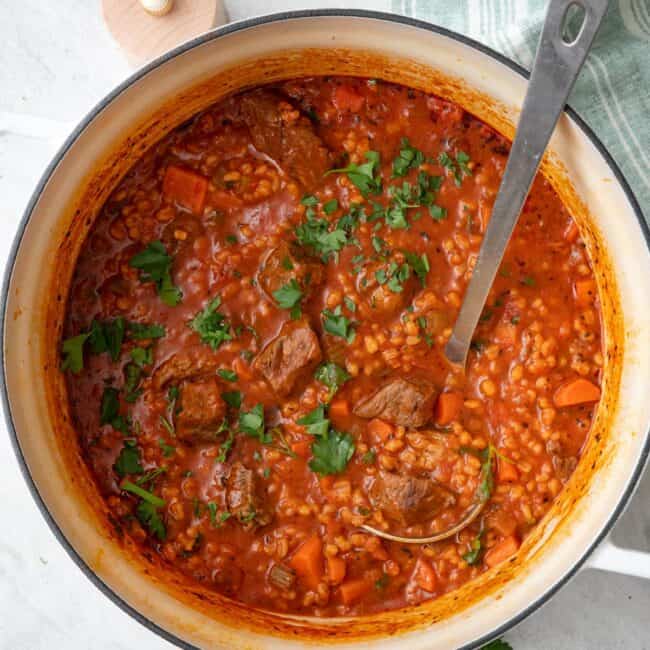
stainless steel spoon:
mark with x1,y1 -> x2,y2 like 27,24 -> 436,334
363,0 -> 609,545
445,0 -> 609,368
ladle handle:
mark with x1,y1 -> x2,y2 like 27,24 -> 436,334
445,0 -> 610,366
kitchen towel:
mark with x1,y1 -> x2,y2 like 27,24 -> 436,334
391,0 -> 650,220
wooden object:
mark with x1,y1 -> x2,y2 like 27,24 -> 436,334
102,0 -> 226,66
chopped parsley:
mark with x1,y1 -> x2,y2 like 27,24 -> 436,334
403,251 -> 430,286
314,362 -> 350,399
438,150 -> 472,186
221,390 -> 242,409
478,445 -> 496,503
130,346 -> 152,367
462,531 -> 484,565
216,430 -> 234,463
61,332 -> 90,373
218,368 -> 238,382
114,440 -> 143,476
88,317 -> 125,361
100,387 -> 128,434
301,195 -> 318,206
522,275 -> 536,287
158,439 -> 176,458
239,404 -> 271,443
361,449 -> 377,464
126,321 -> 165,340
129,241 -> 182,306
325,150 -> 382,197
123,363 -> 143,403
344,296 -> 357,312
189,296 -> 233,350
297,405 -> 331,436
376,261 -> 411,293
392,138 -> 424,177
323,199 -> 339,214
159,415 -> 175,436
207,502 -> 231,527
121,480 -> 166,540
272,279 -> 303,319
309,429 -> 355,475
322,306 -> 356,343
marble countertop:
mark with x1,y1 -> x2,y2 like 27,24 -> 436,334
0,2 -> 648,648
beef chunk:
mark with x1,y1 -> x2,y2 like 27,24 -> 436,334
257,241 -> 323,301
356,261 -> 417,318
226,462 -> 271,529
176,377 -> 226,443
153,347 -> 219,389
369,471 -> 455,525
547,440 -> 578,483
353,377 -> 436,427
239,90 -> 331,187
254,321 -> 322,396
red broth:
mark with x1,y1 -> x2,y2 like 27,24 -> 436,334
63,77 -> 602,616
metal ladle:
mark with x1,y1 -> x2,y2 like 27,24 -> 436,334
363,0 -> 609,544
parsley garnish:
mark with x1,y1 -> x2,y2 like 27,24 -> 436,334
158,439 -> 175,458
361,449 -> 377,464
322,306 -> 356,342
130,346 -> 152,367
295,214 -> 348,261
344,296 -> 357,312
100,387 -> 128,434
314,362 -> 350,399
129,241 -> 182,306
88,317 -> 125,360
323,199 -> 339,214
326,150 -> 382,197
478,445 -> 496,503
124,363 -> 143,403
189,296 -> 233,350
298,405 -> 331,436
301,195 -> 318,206
522,275 -> 536,287
221,390 -> 242,409
376,261 -> 411,293
239,404 -> 270,443
309,430 -> 355,475
392,137 -> 424,177
121,479 -> 166,540
217,369 -> 238,382
114,440 -> 143,476
207,502 -> 231,527
273,279 -> 303,319
61,332 -> 90,373
438,151 -> 472,186
403,251 -> 430,286
127,322 -> 165,340
159,415 -> 175,436
463,531 -> 484,565
216,429 -> 234,463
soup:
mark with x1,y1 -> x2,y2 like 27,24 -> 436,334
62,77 -> 602,616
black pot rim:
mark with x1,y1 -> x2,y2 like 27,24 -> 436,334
2,9 -> 649,650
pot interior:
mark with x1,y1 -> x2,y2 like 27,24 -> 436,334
3,13 -> 650,650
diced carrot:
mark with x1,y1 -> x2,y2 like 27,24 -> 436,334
484,535 -> 520,568
319,476 -> 334,491
162,165 -> 208,214
553,377 -> 601,408
413,557 -> 437,592
497,456 -> 519,483
211,189 -> 243,210
487,511 -> 518,537
291,439 -> 312,458
327,556 -> 347,585
289,535 -> 323,590
326,516 -> 342,538
339,578 -> 372,605
494,312 -> 517,346
333,84 -> 365,113
565,220 -> 579,243
367,418 -> 394,441
434,392 -> 463,426
574,279 -> 597,306
329,399 -> 350,419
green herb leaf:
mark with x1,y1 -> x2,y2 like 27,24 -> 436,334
438,150 -> 472,186
295,215 -> 348,261
221,390 -> 242,409
273,279 -> 303,317
314,362 -> 350,399
207,502 -> 232,527
323,199 -> 339,214
478,445 -> 496,503
127,322 -> 166,340
326,151 -> 382,197
114,440 -> 143,476
392,137 -> 424,177
297,405 -> 330,436
130,346 -> 153,367
239,404 -> 270,443
158,439 -> 176,458
429,204 -> 447,221
322,306 -> 355,343
61,332 -> 91,373
189,295 -> 233,350
361,449 -> 377,464
121,479 -> 166,508
216,429 -> 234,463
309,430 -> 355,475
218,368 -> 238,382
124,363 -> 143,403
301,195 -> 318,206
522,275 -> 536,287
160,415 -> 175,436
462,531 -> 484,565
135,500 -> 166,540
129,241 -> 182,306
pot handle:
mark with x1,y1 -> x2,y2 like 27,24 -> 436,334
585,537 -> 650,580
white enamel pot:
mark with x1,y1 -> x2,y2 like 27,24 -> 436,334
2,10 -> 650,650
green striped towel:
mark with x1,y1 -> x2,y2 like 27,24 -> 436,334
391,0 -> 650,220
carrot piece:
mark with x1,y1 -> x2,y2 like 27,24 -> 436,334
497,456 -> 519,483
289,535 -> 324,590
434,392 -> 463,426
574,279 -> 597,306
494,320 -> 517,347
339,578 -> 372,605
329,399 -> 350,419
326,516 -> 342,539
484,535 -> 520,568
333,84 -> 365,112
162,165 -> 208,214
367,418 -> 394,441
290,439 -> 312,458
487,511 -> 518,537
319,476 -> 334,492
327,556 -> 347,585
413,557 -> 437,592
553,377 -> 601,408
211,189 -> 243,210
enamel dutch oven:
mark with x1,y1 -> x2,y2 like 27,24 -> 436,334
3,10 -> 650,650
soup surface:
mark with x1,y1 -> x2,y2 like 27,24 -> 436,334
63,77 -> 603,616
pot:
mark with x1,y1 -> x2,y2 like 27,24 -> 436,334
2,10 -> 650,650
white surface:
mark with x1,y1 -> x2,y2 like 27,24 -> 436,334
0,2 -> 648,649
